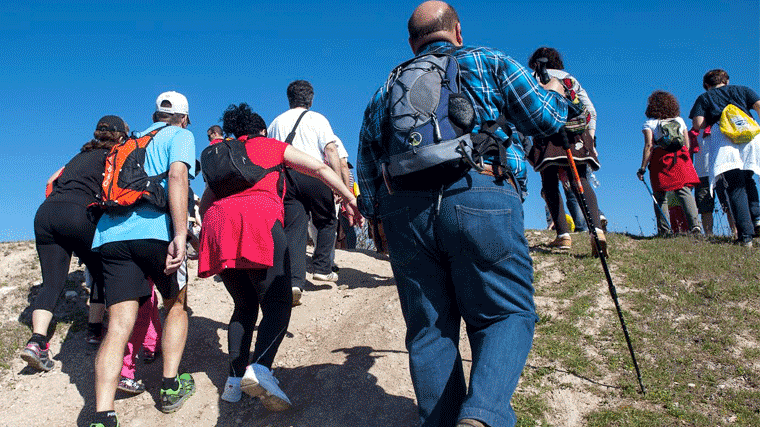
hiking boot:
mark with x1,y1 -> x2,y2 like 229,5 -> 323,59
591,230 -> 608,258
117,376 -> 146,394
241,363 -> 292,411
20,341 -> 54,372
312,271 -> 339,282
292,287 -> 302,307
548,234 -> 572,250
456,419 -> 488,427
221,376 -> 242,403
160,373 -> 195,413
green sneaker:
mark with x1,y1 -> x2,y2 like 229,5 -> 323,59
160,373 -> 195,413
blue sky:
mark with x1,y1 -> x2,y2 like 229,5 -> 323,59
1,0 -> 758,241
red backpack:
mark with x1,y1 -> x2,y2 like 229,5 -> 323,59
98,125 -> 170,212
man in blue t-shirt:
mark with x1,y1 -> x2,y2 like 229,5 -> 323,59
90,91 -> 196,427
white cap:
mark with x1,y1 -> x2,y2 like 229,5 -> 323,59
155,91 -> 189,116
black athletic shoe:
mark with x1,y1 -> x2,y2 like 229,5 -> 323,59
142,349 -> 159,364
89,411 -> 119,427
20,341 -> 54,371
86,330 -> 103,345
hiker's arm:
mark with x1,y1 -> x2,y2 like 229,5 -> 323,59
47,167 -> 64,187
637,129 -> 654,181
284,145 -> 361,225
691,115 -> 705,133
324,141 -> 342,178
199,186 -> 216,219
339,157 -> 352,190
682,127 -> 691,152
165,161 -> 189,274
753,100 -> 760,119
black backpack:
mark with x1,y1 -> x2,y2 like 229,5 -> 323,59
200,136 -> 284,199
382,50 -> 514,191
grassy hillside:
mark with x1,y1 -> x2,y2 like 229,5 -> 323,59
519,230 -> 760,426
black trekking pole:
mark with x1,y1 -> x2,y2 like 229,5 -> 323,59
562,132 -> 646,394
640,176 -> 672,232
536,57 -> 645,393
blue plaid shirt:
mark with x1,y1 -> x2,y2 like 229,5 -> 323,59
357,41 -> 568,217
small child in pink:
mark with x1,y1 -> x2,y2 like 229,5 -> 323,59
117,284 -> 162,394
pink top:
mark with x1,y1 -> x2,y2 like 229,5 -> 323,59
198,136 -> 288,277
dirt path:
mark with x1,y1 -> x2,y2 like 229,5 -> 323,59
0,235 -> 606,427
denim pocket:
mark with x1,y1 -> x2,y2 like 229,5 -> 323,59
455,205 -> 515,268
379,206 -> 420,266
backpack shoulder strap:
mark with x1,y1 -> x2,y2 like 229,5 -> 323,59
284,110 -> 309,145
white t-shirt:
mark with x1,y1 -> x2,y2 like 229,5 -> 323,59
642,117 -> 687,142
267,107 -> 337,161
334,136 -> 348,160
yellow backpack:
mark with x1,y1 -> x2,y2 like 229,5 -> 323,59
719,104 -> 760,144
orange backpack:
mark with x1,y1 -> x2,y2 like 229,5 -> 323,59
98,125 -> 170,213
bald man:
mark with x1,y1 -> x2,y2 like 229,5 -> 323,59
357,2 -> 569,427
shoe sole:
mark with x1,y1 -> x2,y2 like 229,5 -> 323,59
117,385 -> 145,394
20,349 -> 53,372
220,390 -> 242,403
312,274 -> 338,282
160,385 -> 195,413
240,378 -> 292,411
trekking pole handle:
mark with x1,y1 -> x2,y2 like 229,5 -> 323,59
536,58 -> 551,85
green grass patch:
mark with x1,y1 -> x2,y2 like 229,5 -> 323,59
522,231 -> 760,426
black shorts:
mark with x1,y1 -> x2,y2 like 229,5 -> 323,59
695,176 -> 730,214
99,239 -> 188,307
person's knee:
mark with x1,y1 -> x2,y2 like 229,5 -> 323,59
106,300 -> 139,338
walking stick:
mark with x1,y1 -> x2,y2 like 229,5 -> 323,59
640,176 -> 672,232
536,58 -> 646,394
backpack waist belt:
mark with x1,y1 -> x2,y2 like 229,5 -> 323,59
478,164 -> 516,190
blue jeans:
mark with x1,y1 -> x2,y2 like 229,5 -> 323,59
378,171 -> 538,427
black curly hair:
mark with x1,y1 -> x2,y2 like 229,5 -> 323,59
221,103 -> 267,138
528,47 -> 564,71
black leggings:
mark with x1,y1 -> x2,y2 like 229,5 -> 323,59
541,164 -> 601,235
33,201 -> 104,312
219,222 -> 292,377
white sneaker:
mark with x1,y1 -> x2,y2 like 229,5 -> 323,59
221,376 -> 242,403
292,287 -> 302,306
241,363 -> 292,411
312,271 -> 339,282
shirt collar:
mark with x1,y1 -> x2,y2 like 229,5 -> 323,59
417,40 -> 455,55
